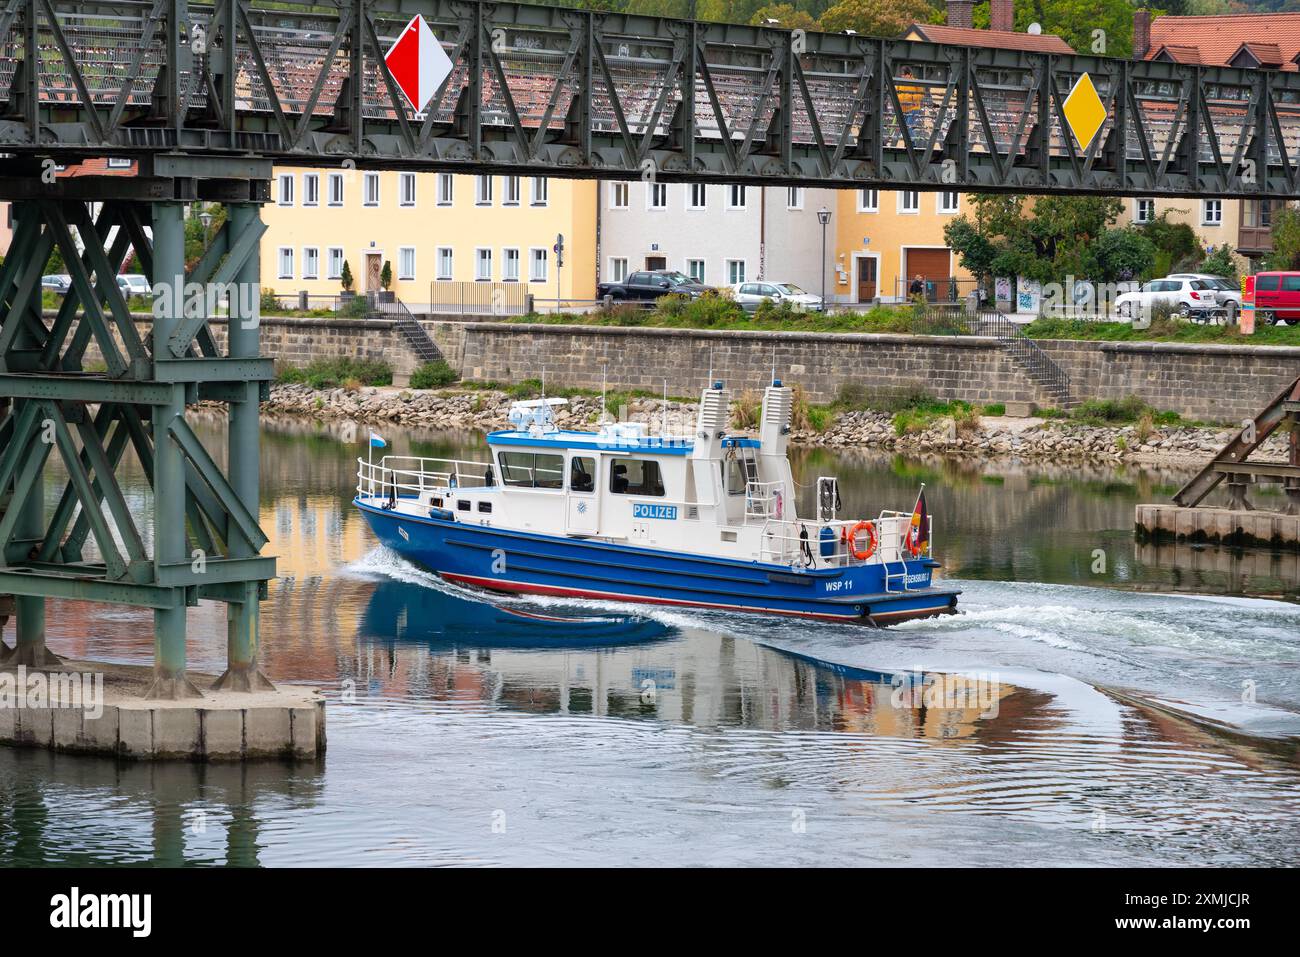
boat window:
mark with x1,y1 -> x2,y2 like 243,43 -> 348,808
498,451 -> 564,489
569,456 -> 596,492
609,457 -> 665,496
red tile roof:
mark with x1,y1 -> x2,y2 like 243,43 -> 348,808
1147,13 -> 1300,71
904,24 -> 1076,54
1236,41 -> 1284,67
1152,43 -> 1203,65
58,157 -> 137,177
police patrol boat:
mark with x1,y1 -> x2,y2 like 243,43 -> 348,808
355,380 -> 960,625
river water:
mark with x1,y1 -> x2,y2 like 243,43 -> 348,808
2,414 -> 1299,866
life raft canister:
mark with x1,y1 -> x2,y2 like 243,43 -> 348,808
846,521 -> 877,561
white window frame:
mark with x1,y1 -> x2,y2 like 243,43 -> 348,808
476,175 -> 493,206
609,257 -> 629,283
437,173 -> 454,206
1202,199 -> 1223,226
277,247 -> 293,280
363,172 -> 380,207
898,190 -> 920,214
398,246 -> 416,281
858,188 -> 879,213
1134,198 -> 1155,224
531,177 -> 549,206
726,259 -> 746,285
475,247 -> 493,282
647,182 -> 667,209
611,182 -> 629,209
503,175 -> 521,206
938,191 -> 959,214
277,173 -> 294,207
688,184 -> 707,210
503,247 -> 521,282
327,247 -> 345,280
107,157 -> 132,169
436,247 -> 454,281
301,246 -> 319,280
398,172 -> 416,208
303,173 -> 319,207
727,184 -> 747,209
529,247 -> 549,283
787,187 -> 803,210
327,172 -> 344,207
686,258 -> 705,283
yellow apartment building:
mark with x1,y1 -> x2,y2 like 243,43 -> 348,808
832,187 -> 975,304
1117,196 -> 1254,273
260,168 -> 598,305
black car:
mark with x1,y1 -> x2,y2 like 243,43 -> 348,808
598,269 -> 715,301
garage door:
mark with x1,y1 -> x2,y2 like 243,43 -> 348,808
904,248 -> 952,301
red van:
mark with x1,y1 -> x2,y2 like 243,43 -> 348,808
1248,272 -> 1300,325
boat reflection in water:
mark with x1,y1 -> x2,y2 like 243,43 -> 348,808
356,574 -> 1029,739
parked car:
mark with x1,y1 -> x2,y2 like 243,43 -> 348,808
730,281 -> 824,312
597,270 -> 714,302
1113,277 -> 1219,321
1167,273 -> 1242,322
41,274 -> 72,295
116,273 -> 152,298
1247,271 -> 1300,325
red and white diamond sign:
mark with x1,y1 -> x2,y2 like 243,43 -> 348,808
384,14 -> 453,114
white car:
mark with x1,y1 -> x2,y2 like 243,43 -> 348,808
1166,273 -> 1242,322
1113,277 -> 1219,321
116,273 -> 152,297
730,281 -> 824,312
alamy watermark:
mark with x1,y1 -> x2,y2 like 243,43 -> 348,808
151,275 -> 260,330
0,665 -> 104,719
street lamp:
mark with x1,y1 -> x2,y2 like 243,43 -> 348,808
198,210 -> 213,245
816,206 -> 831,310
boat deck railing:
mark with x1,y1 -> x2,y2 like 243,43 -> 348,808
758,512 -> 933,569
357,455 -> 493,501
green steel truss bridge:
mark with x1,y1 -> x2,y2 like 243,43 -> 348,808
0,0 -> 1296,698
0,0 -> 1298,196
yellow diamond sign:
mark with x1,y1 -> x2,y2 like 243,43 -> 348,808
1062,72 -> 1106,149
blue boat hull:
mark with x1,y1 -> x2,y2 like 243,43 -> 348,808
356,498 -> 960,625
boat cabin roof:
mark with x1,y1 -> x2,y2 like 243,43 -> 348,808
486,429 -> 762,456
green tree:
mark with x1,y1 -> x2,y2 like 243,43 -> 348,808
1096,227 -> 1156,282
944,193 -> 1128,287
749,3 -> 818,28
818,0 -> 941,35
340,260 -> 355,292
1264,205 -> 1300,271
973,0 -> 1134,57
380,260 -> 393,290
1139,211 -> 1200,276
1200,244 -> 1241,282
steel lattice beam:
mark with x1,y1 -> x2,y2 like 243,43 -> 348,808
1,0 -> 1299,197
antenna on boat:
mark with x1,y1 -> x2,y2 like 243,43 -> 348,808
662,377 -> 668,438
708,343 -> 713,388
770,343 -> 776,386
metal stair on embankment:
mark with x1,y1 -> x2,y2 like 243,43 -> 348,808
982,311 -> 1076,411
371,296 -> 445,365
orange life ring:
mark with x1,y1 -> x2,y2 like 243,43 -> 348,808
846,521 -> 877,561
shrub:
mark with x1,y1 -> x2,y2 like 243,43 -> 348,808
260,288 -> 280,313
835,382 -> 935,414
951,402 -> 982,436
1073,396 -> 1150,423
280,357 -> 392,390
409,360 -> 458,389
731,391 -> 762,430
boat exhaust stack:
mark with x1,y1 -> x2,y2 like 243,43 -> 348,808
760,380 -> 793,455
694,380 -> 731,459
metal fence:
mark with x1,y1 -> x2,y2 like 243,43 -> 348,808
421,282 -> 532,317
893,277 -> 983,304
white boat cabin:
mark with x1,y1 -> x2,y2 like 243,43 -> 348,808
358,382 -> 924,568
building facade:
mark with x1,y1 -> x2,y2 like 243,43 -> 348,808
260,168 -> 598,306
596,180 -> 839,296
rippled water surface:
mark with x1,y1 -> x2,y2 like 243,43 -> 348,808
2,415 -> 1299,866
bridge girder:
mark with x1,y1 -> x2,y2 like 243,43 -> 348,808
0,0 -> 1297,197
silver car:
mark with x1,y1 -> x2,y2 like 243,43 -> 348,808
730,281 -> 824,312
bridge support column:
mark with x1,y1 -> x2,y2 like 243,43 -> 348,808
213,201 -> 273,692
145,201 -> 200,699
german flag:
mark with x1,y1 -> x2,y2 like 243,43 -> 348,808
907,487 -> 930,556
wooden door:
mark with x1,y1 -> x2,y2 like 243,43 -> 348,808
365,254 -> 382,292
645,256 -> 666,270
856,257 -> 877,302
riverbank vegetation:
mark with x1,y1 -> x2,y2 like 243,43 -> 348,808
1023,316 -> 1300,345
274,357 -> 392,390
